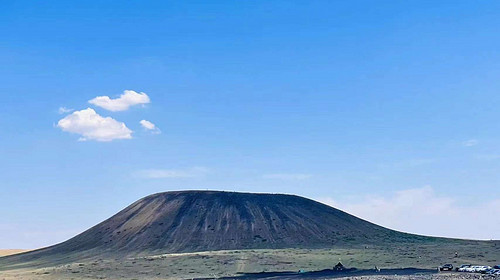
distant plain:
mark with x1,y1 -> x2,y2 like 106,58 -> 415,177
0,250 -> 28,257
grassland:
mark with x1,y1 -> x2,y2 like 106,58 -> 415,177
1,241 -> 499,279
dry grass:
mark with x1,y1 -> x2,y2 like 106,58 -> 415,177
0,249 -> 29,257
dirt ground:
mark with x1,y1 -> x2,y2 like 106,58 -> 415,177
0,250 -> 28,257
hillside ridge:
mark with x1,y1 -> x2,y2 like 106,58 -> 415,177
1,190 -> 442,266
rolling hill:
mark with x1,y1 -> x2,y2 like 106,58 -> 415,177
1,191 -> 449,266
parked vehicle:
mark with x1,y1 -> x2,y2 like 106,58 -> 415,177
464,266 -> 477,272
475,266 -> 491,273
482,268 -> 494,274
485,269 -> 500,275
455,264 -> 494,274
457,264 -> 471,272
483,269 -> 493,274
439,264 -> 454,271
462,265 -> 474,272
469,266 -> 481,273
494,265 -> 500,269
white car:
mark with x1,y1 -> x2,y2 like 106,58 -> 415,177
471,266 -> 482,273
464,266 -> 477,272
470,266 -> 481,272
467,266 -> 490,273
475,266 -> 491,273
457,264 -> 471,272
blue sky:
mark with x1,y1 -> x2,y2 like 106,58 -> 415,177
2,1 -> 500,248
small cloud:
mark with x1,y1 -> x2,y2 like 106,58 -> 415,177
89,90 -> 150,112
57,108 -> 132,142
463,139 -> 478,147
262,173 -> 312,180
58,107 -> 74,114
135,166 -> 209,179
140,120 -> 161,134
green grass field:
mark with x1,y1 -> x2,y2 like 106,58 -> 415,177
2,241 -> 499,279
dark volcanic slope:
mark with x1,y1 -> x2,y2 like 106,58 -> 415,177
2,191 -> 438,264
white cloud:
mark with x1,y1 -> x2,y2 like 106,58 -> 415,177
463,139 -> 478,147
318,186 -> 500,240
140,120 -> 161,134
58,107 -> 74,114
263,173 -> 312,180
135,167 -> 209,179
89,90 -> 150,112
57,108 -> 133,142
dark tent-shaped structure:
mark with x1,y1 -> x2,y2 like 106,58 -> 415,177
334,262 -> 345,271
